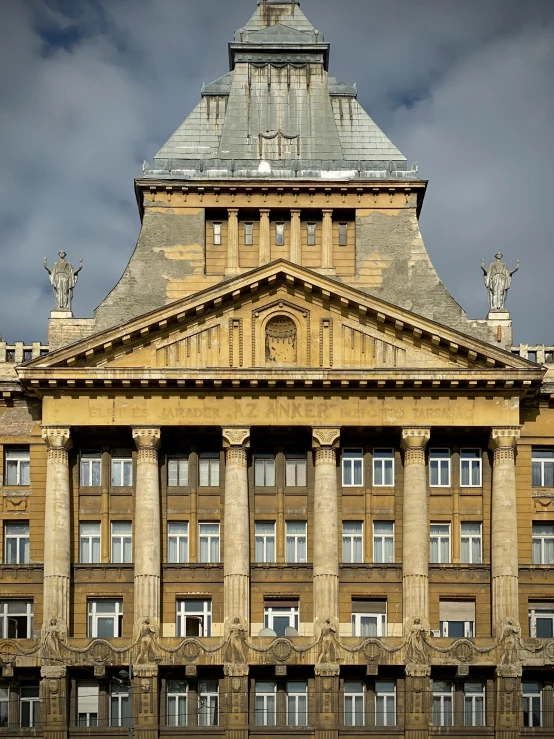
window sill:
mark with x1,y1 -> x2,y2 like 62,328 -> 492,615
2,487 -> 32,497
340,562 -> 401,569
0,563 -> 43,571
109,486 -> 133,495
73,563 -> 134,570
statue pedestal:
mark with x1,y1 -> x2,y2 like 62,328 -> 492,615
49,310 -> 73,319
487,311 -> 510,321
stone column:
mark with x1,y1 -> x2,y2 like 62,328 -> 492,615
489,427 -> 520,636
290,209 -> 301,264
226,208 -> 240,274
222,428 -> 251,628
41,665 -> 69,739
312,428 -> 340,630
401,428 -> 431,628
321,209 -> 334,273
132,666 -> 159,739
259,208 -> 271,266
42,427 -> 72,634
132,427 -> 162,630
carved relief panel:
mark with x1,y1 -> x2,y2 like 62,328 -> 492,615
252,300 -> 311,367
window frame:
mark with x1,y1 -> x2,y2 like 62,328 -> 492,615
342,448 -> 364,488
167,522 -> 189,564
198,681 -> 219,726
532,523 -> 554,565
110,451 -> 132,488
285,452 -> 307,487
339,222 -> 348,246
351,601 -> 387,638
532,448 -> 554,488
275,222 -> 285,247
0,686 -> 8,728
528,604 -> 554,638
166,681 -> 188,727
4,447 -> 30,487
440,619 -> 474,638
375,680 -> 396,727
4,522 -> 30,564
77,680 -> 99,727
285,521 -> 307,563
372,448 -> 394,487
430,523 -> 451,564
244,222 -> 253,246
429,448 -> 451,487
286,680 -> 308,727
20,685 -> 40,728
109,681 -> 131,727
80,451 -> 101,488
463,681 -> 485,727
254,521 -> 276,564
111,521 -> 132,564
79,521 -> 101,564
432,680 -> 453,727
87,599 -> 123,639
460,448 -> 482,487
343,680 -> 364,727
254,681 -> 276,727
373,521 -> 395,564
461,522 -> 482,564
213,222 -> 222,246
342,521 -> 363,564
264,601 -> 299,636
176,598 -> 212,638
167,455 -> 189,488
522,681 -> 542,727
0,599 -> 34,639
198,522 -> 220,563
198,452 -> 220,487
254,454 -> 276,487
307,223 -> 316,246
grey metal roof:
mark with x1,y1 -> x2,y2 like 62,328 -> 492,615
150,2 -> 410,181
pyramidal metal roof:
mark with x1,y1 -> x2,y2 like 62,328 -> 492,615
148,1 -> 413,182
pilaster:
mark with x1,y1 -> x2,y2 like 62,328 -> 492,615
314,665 -> 339,739
41,665 -> 69,739
259,208 -> 271,265
495,666 -> 522,739
224,664 -> 249,739
133,665 -> 159,739
290,209 -> 301,264
321,209 -> 335,274
226,208 -> 240,274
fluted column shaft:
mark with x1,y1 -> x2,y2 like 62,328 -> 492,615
226,208 -> 239,274
490,427 -> 520,637
321,209 -> 334,271
223,428 -> 251,628
401,428 -> 431,629
132,428 -> 162,630
42,427 -> 72,634
290,209 -> 301,264
312,428 -> 340,630
259,208 -> 271,266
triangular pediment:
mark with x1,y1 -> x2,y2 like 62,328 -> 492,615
19,261 -> 542,390
244,24 -> 314,44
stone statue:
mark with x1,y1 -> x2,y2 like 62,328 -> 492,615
224,617 -> 247,664
481,253 -> 519,312
499,617 -> 522,666
43,251 -> 83,311
318,618 -> 338,664
42,618 -> 65,662
404,618 -> 428,666
136,618 -> 160,665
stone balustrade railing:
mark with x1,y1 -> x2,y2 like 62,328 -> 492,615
511,343 -> 554,364
0,342 -> 49,364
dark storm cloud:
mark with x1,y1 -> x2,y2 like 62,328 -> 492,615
0,0 -> 553,343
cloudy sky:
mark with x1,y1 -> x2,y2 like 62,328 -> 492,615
1,0 -> 553,344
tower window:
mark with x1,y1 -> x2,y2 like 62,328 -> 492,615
245,223 -> 253,246
339,223 -> 348,246
213,223 -> 222,245
276,223 -> 285,246
307,223 -> 316,246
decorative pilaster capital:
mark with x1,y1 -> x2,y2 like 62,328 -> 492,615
259,208 -> 271,215
489,427 -> 520,452
322,208 -> 333,216
401,428 -> 430,465
312,427 -> 341,449
132,427 -> 162,450
222,427 -> 250,448
42,426 -> 72,450
290,208 -> 301,216
227,207 -> 239,216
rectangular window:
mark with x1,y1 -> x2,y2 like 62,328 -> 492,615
523,681 -> 542,727
168,456 -> 188,487
429,448 -> 450,487
0,599 -> 34,638
285,453 -> 307,487
432,681 -> 453,727
342,448 -> 363,487
198,681 -> 218,726
168,522 -> 189,564
440,600 -> 475,637
339,223 -> 348,246
176,599 -> 211,637
464,681 -> 485,727
276,222 -> 285,246
264,600 -> 299,637
255,681 -> 276,726
344,681 -> 364,727
213,223 -> 221,246
80,451 -> 101,487
532,448 -> 554,487
342,521 -> 363,563
307,223 -> 316,246
352,599 -> 387,637
199,452 -> 219,487
111,451 -> 132,487
461,522 -> 482,564
528,602 -> 554,638
373,448 -> 394,486
77,681 -> 99,727
88,599 -> 123,638
286,521 -> 307,563
167,681 -> 187,727
254,454 -> 276,487
244,222 -> 253,246
460,448 -> 482,487
287,681 -> 307,726
375,680 -> 396,727
110,682 -> 130,727
5,447 -> 30,486
373,521 -> 395,563
20,685 -> 39,728
80,522 -> 101,564
0,687 -> 8,728
532,523 -> 554,564
255,522 -> 276,563
111,521 -> 132,563
4,522 -> 29,564
430,524 -> 451,563
198,523 -> 220,563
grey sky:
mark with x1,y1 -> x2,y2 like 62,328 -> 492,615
1,0 -> 553,344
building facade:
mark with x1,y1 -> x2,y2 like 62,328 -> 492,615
1,2 -> 553,738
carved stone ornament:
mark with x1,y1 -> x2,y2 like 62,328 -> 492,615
132,427 -> 162,450
41,426 -> 72,451
222,427 -> 251,448
224,617 -> 247,664
489,427 -> 520,452
400,427 -> 431,451
136,618 -> 162,665
498,617 -> 523,667
41,618 -> 67,664
312,427 -> 340,449
404,617 -> 430,671
317,617 -> 339,665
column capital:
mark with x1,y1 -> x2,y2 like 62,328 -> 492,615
489,427 -> 520,451
259,208 -> 271,214
41,426 -> 72,450
222,427 -> 250,448
132,427 -> 162,450
322,208 -> 333,216
400,427 -> 431,451
290,208 -> 301,215
227,207 -> 239,215
312,427 -> 340,449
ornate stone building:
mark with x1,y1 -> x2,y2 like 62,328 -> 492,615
0,2 -> 553,738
